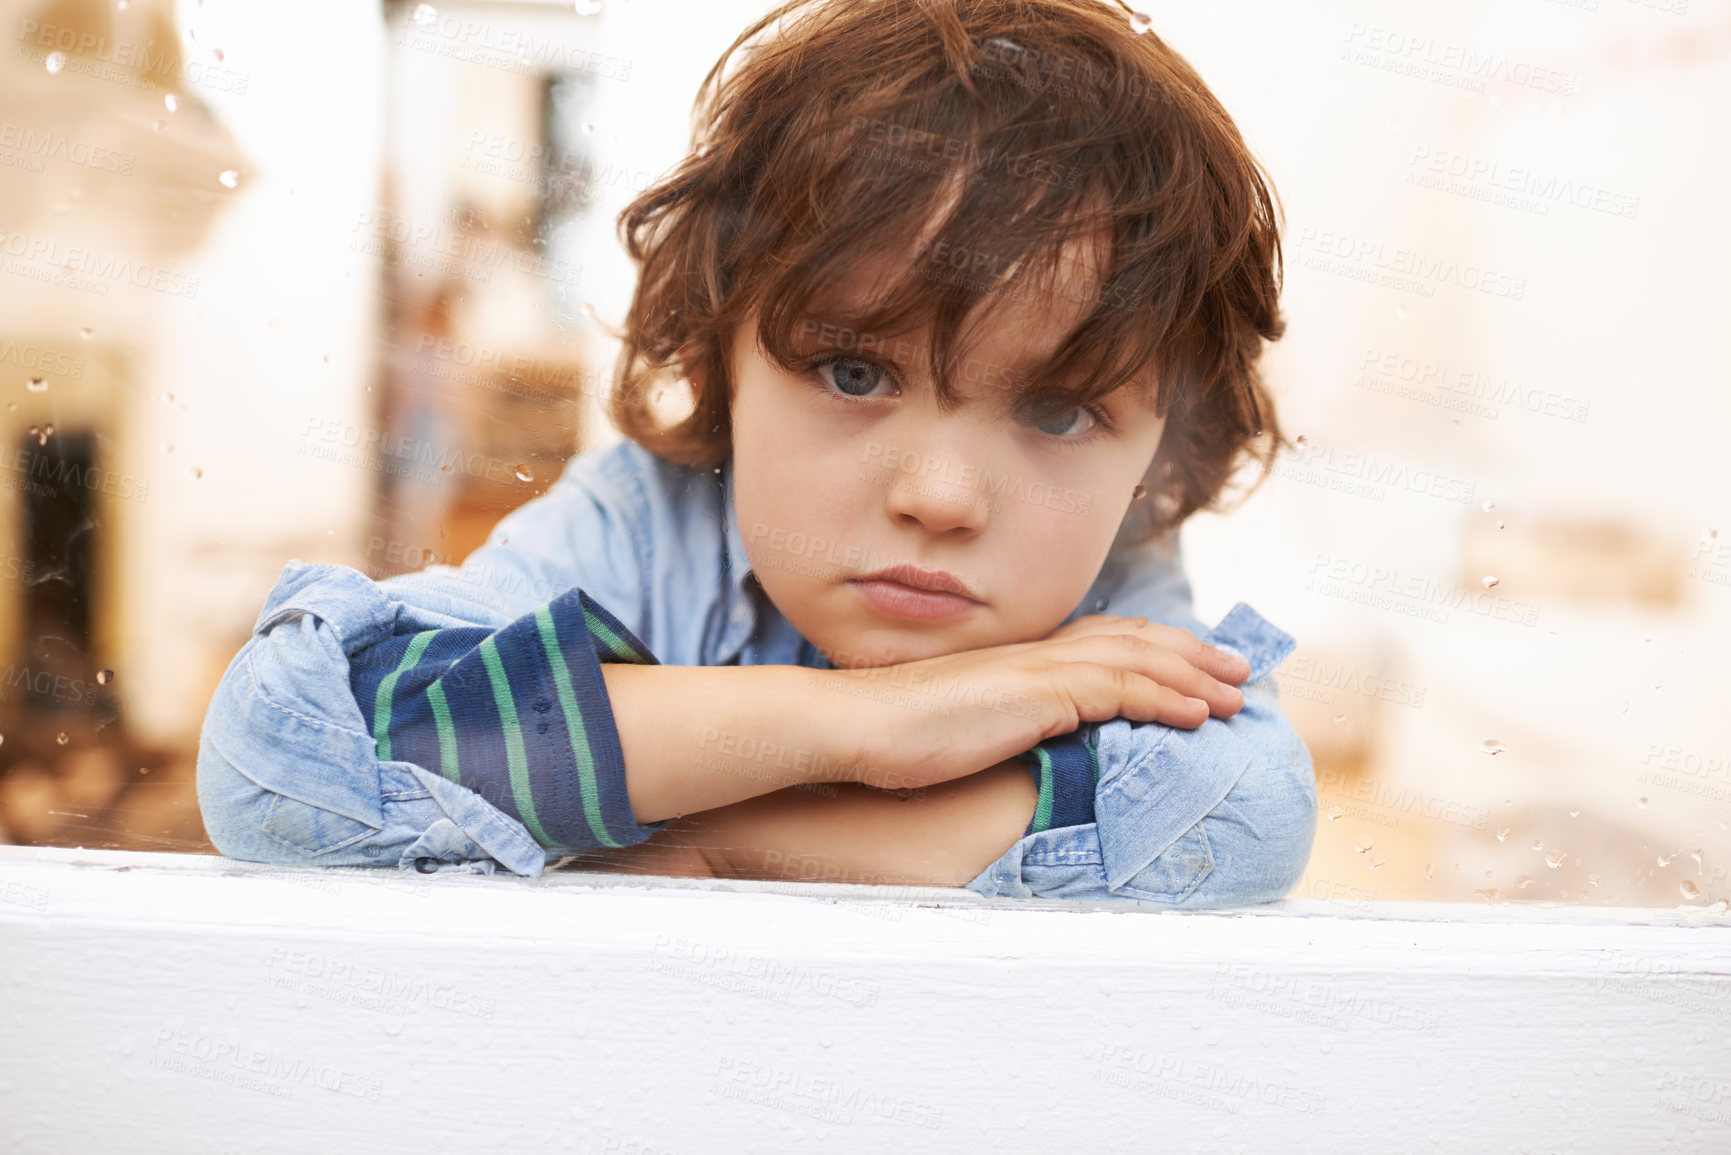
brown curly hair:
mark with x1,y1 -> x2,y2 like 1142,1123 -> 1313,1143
610,0 -> 1287,543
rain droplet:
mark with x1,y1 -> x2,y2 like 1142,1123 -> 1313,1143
1474,888 -> 1499,902
210,47 -> 224,63
26,377 -> 47,393
160,443 -> 175,454
78,327 -> 93,340
513,464 -> 534,483
95,669 -> 113,685
1690,848 -> 1704,873
1495,826 -> 1509,843
1424,862 -> 1435,880
1705,528 -> 1718,541
1394,303 -> 1409,319
575,0 -> 604,13
164,93 -> 179,113
218,170 -> 240,189
1480,738 -> 1506,755
1353,838 -> 1374,854
187,466 -> 203,480
45,51 -> 66,75
1092,597 -> 1107,612
1128,10 -> 1154,34
55,731 -> 69,745
1326,804 -> 1342,822
1657,852 -> 1674,868
1367,856 -> 1385,871
1568,808 -> 1579,818
1637,796 -> 1648,808
1530,839 -> 1544,851
1515,875 -> 1534,889
1293,433 -> 1308,448
1544,851 -> 1565,869
1333,713 -> 1347,725
1481,575 -> 1500,589
412,3 -> 438,26
157,391 -> 175,404
1680,881 -> 1700,901
1482,499 -> 1496,513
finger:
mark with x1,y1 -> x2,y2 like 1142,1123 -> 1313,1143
1063,662 -> 1211,730
1056,633 -> 1244,719
1049,615 -> 1251,685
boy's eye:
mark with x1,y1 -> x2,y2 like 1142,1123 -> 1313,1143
1016,397 -> 1100,439
816,356 -> 891,398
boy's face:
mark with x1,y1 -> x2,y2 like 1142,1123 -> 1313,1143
727,244 -> 1167,669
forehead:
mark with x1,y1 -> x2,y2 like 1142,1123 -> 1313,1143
799,228 -> 1156,406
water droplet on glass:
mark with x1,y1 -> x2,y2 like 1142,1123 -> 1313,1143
412,3 -> 438,26
513,464 -> 534,483
1657,852 -> 1674,868
1495,826 -> 1509,843
164,93 -> 179,113
582,122 -> 595,135
1530,839 -> 1544,851
95,669 -> 113,685
1704,527 -> 1718,540
151,119 -> 164,131
575,0 -> 604,13
1368,856 -> 1385,871
1680,881 -> 1701,901
1333,713 -> 1346,725
78,327 -> 93,340
160,443 -> 175,454
1480,738 -> 1506,755
26,377 -> 47,393
138,766 -> 150,775
1689,848 -> 1704,872
1637,796 -> 1648,808
1092,597 -> 1108,612
1326,804 -> 1342,822
1353,838 -> 1374,854
1128,10 -> 1153,34
1424,862 -> 1434,880
1481,575 -> 1500,589
55,731 -> 69,745
187,466 -> 203,480
1482,499 -> 1496,513
1293,433 -> 1308,448
1568,808 -> 1579,818
1394,303 -> 1408,319
218,170 -> 240,189
1544,851 -> 1565,869
45,51 -> 66,75
1474,888 -> 1499,903
1515,875 -> 1534,889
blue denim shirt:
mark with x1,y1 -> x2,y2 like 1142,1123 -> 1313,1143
196,439 -> 1316,906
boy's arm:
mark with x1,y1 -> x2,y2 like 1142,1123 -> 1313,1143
971,533 -> 1318,907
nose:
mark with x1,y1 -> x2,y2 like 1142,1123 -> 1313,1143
880,451 -> 990,537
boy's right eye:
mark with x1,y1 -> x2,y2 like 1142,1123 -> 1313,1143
814,355 -> 893,398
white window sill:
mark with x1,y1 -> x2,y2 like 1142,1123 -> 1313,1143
4,844 -> 1728,1152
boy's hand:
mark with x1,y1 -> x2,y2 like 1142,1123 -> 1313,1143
820,614 -> 1251,793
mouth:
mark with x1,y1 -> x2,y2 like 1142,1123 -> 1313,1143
847,563 -> 983,621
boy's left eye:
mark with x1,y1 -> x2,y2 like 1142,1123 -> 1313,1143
1031,407 -> 1098,438
815,356 -> 893,398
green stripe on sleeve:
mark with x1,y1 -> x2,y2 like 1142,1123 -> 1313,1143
372,630 -> 438,762
479,635 -> 551,846
425,677 -> 461,784
582,609 -> 649,664
535,604 -> 619,848
1029,746 -> 1055,834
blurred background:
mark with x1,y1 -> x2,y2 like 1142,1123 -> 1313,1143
0,0 -> 1724,910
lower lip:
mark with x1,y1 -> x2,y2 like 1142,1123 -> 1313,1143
848,580 -> 982,621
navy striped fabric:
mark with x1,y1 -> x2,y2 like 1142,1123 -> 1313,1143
1021,728 -> 1098,836
349,586 -> 666,852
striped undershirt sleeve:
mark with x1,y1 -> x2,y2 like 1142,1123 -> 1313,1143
348,586 -> 665,852
1020,728 -> 1100,837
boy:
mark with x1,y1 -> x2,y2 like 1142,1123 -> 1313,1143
196,0 -> 1315,906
